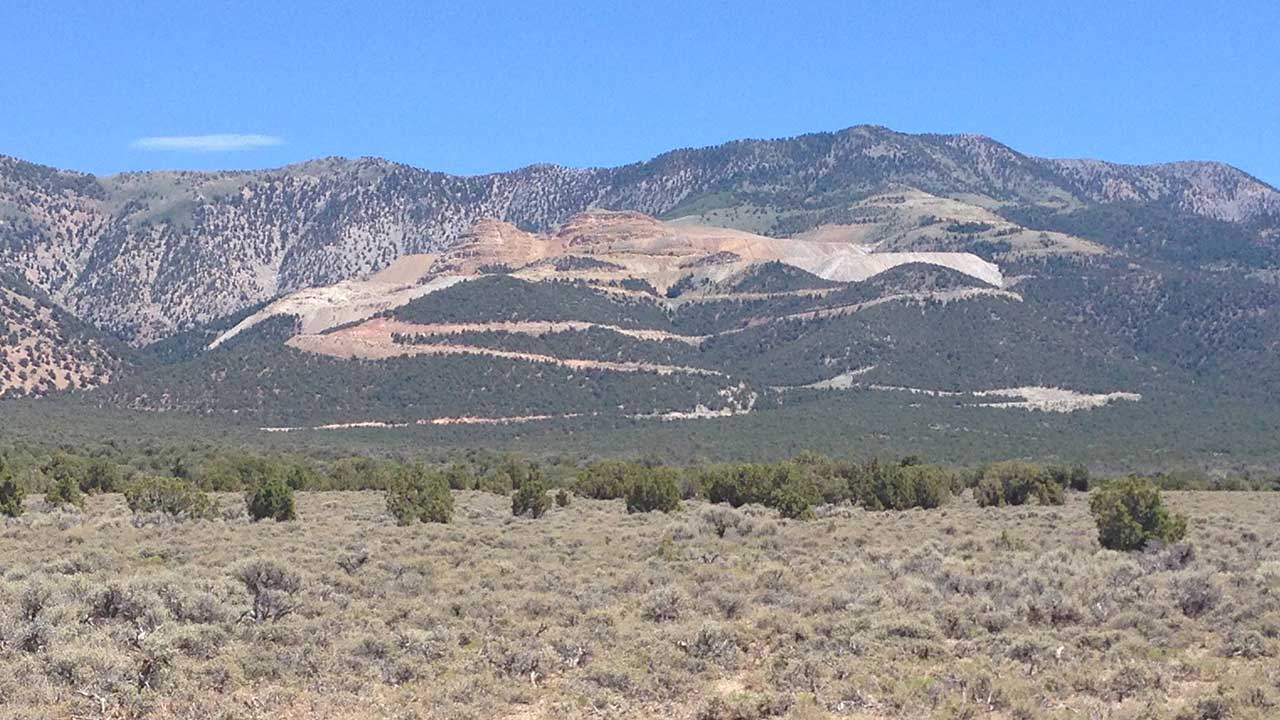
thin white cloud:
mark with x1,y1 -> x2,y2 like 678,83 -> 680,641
131,134 -> 283,152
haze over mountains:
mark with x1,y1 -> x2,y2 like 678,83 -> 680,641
2,125 -> 1279,463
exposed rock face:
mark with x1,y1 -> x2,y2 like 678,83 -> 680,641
1,125 -> 1277,347
208,209 -> 1004,348
437,219 -> 558,274
1046,159 -> 1280,222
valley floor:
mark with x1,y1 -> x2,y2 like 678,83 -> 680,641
1,492 -> 1277,719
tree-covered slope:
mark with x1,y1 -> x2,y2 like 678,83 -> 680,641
0,271 -> 128,398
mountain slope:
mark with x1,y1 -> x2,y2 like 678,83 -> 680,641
2,125 -> 1280,465
3,125 -> 1276,345
83,210 -> 1153,431
0,271 -> 125,398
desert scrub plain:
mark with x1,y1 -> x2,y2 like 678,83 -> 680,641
0,490 -> 1277,720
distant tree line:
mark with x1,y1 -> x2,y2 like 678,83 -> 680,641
0,447 -> 1203,552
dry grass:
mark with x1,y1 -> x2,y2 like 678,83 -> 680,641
1,491 -> 1277,719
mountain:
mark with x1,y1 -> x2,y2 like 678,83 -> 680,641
2,125 -> 1279,466
3,126 -> 1276,344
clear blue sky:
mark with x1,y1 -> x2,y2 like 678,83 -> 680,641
2,1 -> 1277,185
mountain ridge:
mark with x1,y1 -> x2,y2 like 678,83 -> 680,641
3,124 -> 1280,468
5,124 -> 1277,207
3,123 -> 1277,347
6,125 -> 1277,218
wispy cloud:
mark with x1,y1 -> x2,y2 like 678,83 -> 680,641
131,134 -> 284,152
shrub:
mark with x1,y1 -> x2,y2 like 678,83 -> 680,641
1090,476 -> 1188,551
909,466 -> 955,508
1068,464 -> 1091,491
124,475 -> 216,520
1035,479 -> 1065,506
789,451 -> 850,504
1221,629 -> 1270,659
81,458 -> 123,494
641,587 -> 686,622
855,460 -> 952,511
199,455 -> 283,492
1047,465 -> 1069,486
702,462 -> 826,518
702,506 -> 741,538
1045,464 -> 1091,492
772,480 -> 816,520
0,458 -> 24,517
47,474 -> 85,509
337,547 -> 370,575
703,466 -> 743,506
284,464 -> 320,490
1173,573 -> 1221,618
326,456 -> 398,490
512,478 -> 550,518
386,464 -> 453,525
474,471 -> 515,494
625,467 -> 681,513
975,461 -> 1063,507
493,457 -> 541,495
42,453 -> 85,508
234,560 -> 302,623
575,459 -> 638,500
42,452 -> 84,488
1177,697 -> 1231,720
974,476 -> 1004,507
245,475 -> 297,522
703,464 -> 776,508
685,622 -> 739,665
444,462 -> 477,491
555,488 -> 571,507
769,463 -> 820,519
21,583 -> 50,621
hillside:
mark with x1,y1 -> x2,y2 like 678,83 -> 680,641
0,271 -> 125,398
83,211 -> 1164,436
2,125 -> 1276,345
3,125 -> 1280,466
